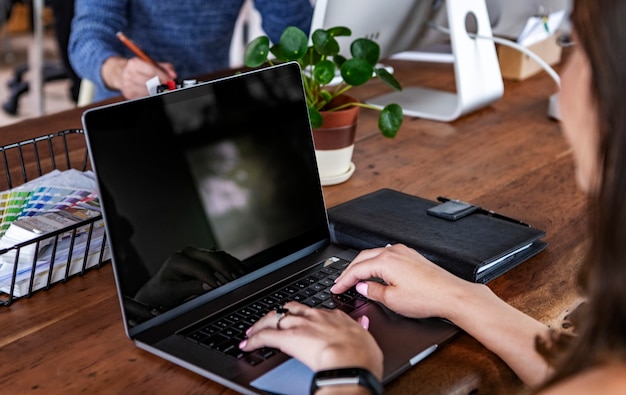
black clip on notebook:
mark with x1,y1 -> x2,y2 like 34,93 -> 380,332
327,188 -> 547,283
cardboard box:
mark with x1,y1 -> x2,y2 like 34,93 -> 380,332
497,34 -> 562,81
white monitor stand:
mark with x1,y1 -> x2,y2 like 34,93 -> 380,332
367,0 -> 504,122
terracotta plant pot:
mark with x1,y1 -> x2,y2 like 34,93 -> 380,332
311,95 -> 360,185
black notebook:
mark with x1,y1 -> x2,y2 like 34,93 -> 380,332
327,189 -> 547,283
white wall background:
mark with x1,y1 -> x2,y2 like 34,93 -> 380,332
229,0 -> 263,67
491,0 -> 572,37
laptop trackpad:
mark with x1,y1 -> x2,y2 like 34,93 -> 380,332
356,302 -> 458,381
251,358 -> 313,395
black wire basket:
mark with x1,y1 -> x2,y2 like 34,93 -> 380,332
0,129 -> 109,306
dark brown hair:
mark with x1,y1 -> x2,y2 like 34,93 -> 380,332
538,0 -> 626,387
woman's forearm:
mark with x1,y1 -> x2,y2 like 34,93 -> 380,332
446,282 -> 553,387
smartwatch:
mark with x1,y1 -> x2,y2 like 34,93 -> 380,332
310,367 -> 383,395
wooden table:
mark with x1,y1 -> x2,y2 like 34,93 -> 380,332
0,56 -> 587,394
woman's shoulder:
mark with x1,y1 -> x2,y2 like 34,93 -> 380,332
539,362 -> 626,395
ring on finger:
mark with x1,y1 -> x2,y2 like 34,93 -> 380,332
275,306 -> 289,329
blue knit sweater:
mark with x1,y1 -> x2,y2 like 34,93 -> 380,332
68,0 -> 312,101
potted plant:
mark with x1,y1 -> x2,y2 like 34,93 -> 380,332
244,25 -> 404,185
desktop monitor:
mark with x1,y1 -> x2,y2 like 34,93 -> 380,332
310,0 -> 442,60
309,0 -> 505,122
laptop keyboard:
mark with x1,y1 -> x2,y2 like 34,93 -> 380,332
178,256 -> 369,366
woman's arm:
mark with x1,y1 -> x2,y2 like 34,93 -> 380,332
332,244 -> 552,387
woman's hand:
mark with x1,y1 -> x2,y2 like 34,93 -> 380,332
331,244 -> 475,321
239,301 -> 383,380
332,244 -> 551,387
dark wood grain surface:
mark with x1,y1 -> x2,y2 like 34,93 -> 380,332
0,56 -> 586,394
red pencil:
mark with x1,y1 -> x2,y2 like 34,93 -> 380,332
116,31 -> 170,75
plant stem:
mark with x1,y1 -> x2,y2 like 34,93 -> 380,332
328,101 -> 383,112
333,84 -> 352,97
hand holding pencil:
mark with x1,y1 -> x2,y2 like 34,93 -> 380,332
108,31 -> 176,99
116,32 -> 172,76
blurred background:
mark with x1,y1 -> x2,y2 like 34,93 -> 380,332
0,1 -> 74,126
0,0 -> 266,128
0,0 -> 570,128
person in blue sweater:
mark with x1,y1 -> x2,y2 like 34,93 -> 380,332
68,0 -> 313,101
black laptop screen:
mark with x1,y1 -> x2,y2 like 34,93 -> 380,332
83,63 -> 329,327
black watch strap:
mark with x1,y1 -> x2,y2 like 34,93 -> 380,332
310,367 -> 383,395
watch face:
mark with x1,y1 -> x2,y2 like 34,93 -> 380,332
317,367 -> 362,380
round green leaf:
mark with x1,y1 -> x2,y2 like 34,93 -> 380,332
351,38 -> 380,66
243,36 -> 270,67
375,67 -> 402,91
279,26 -> 309,60
327,26 -> 351,37
311,29 -> 340,56
313,60 -> 336,85
378,103 -> 403,138
308,106 -> 323,129
340,58 -> 374,86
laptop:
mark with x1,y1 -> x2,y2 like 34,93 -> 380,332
82,62 -> 458,395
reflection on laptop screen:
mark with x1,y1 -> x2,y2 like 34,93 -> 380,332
84,63 -> 329,329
